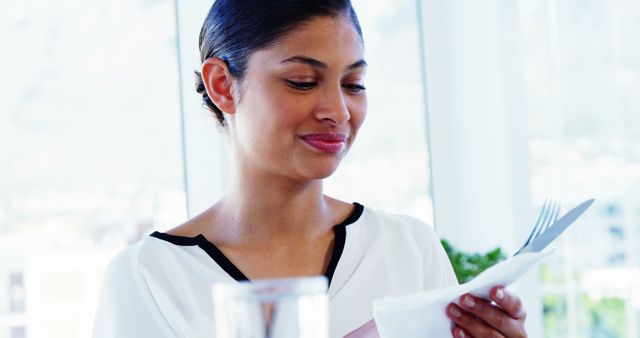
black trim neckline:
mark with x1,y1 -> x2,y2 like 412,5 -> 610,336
150,202 -> 364,286
151,231 -> 250,281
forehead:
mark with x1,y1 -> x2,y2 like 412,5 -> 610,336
249,16 -> 365,68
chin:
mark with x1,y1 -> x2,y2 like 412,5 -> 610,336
296,162 -> 341,181
305,168 -> 339,180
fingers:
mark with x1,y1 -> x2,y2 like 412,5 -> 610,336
446,303 -> 506,338
490,287 -> 527,320
447,290 -> 527,338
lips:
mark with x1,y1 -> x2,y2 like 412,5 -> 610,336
301,133 -> 348,154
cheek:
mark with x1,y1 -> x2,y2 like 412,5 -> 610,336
350,98 -> 367,133
234,92 -> 307,149
251,85 -> 311,124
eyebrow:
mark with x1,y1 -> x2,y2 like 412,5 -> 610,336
280,56 -> 367,71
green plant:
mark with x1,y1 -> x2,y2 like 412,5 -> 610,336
440,239 -> 507,284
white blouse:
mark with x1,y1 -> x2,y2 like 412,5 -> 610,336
92,204 -> 458,338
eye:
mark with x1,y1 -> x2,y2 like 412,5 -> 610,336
285,80 -> 317,91
342,83 -> 366,94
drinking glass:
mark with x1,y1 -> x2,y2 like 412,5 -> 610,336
212,276 -> 329,338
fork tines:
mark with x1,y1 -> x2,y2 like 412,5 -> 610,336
515,199 -> 560,256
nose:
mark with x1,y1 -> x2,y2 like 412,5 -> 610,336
314,85 -> 350,125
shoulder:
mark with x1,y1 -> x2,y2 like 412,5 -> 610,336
359,206 -> 458,287
103,241 -> 142,279
360,206 -> 441,246
101,237 -> 152,287
101,235 -> 182,289
94,237 -> 179,337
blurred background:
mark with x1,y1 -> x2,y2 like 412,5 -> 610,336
1,0 -> 639,337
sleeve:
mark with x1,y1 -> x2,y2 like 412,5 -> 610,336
426,232 -> 459,288
92,247 -> 177,338
410,217 -> 459,289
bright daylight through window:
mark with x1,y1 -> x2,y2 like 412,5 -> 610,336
0,1 -> 185,337
521,1 -> 640,337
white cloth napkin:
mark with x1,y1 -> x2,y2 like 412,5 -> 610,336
373,250 -> 553,338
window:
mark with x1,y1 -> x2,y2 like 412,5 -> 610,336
521,1 -> 640,336
420,0 -> 640,336
0,0 -> 186,337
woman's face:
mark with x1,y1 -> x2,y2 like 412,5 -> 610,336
228,15 -> 367,181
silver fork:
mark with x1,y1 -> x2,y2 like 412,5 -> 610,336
513,199 -> 560,256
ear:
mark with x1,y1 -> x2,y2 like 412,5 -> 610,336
201,57 -> 237,115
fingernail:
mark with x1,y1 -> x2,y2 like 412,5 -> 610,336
496,288 -> 505,300
449,306 -> 462,317
462,295 -> 476,308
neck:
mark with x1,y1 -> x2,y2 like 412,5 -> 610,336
213,165 -> 338,242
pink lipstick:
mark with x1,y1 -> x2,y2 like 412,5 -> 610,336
301,133 -> 347,154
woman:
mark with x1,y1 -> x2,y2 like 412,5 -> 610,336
93,1 -> 528,337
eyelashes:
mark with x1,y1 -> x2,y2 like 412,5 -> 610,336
286,80 -> 317,90
341,83 -> 366,94
285,80 -> 366,94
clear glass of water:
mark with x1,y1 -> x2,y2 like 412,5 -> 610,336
212,276 -> 329,338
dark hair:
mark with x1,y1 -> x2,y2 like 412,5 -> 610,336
194,0 -> 363,126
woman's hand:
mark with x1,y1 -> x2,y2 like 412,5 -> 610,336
446,286 -> 527,338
